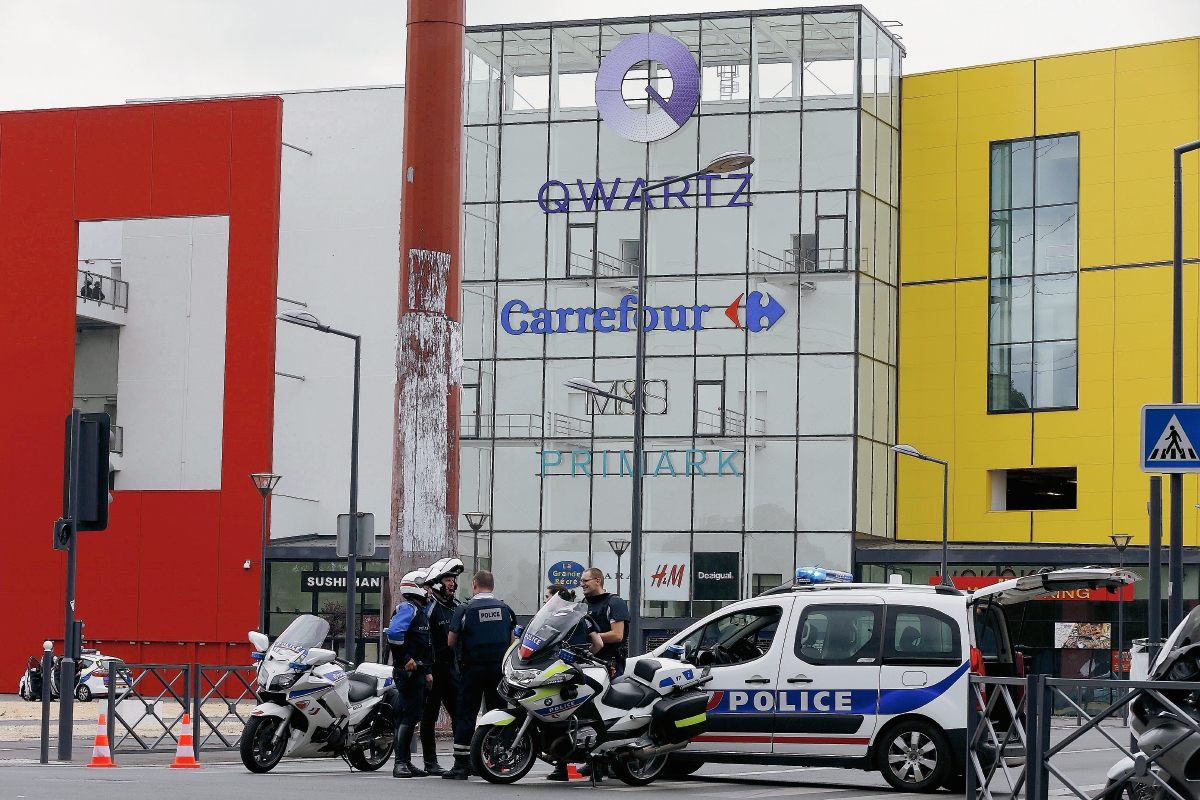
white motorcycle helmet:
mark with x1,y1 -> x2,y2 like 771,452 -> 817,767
399,569 -> 429,601
424,557 -> 465,595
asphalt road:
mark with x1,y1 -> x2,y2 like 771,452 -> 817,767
0,724 -> 1128,800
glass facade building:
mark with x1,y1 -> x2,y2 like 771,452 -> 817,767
459,8 -> 903,623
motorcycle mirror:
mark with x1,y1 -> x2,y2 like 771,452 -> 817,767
248,631 -> 270,652
307,648 -> 338,666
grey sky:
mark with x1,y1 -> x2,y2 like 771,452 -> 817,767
0,1 -> 1196,112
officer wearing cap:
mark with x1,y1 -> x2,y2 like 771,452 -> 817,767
419,557 -> 464,776
441,570 -> 515,780
385,569 -> 434,778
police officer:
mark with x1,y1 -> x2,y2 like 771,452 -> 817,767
386,569 -> 434,778
441,570 -> 515,780
419,557 -> 464,776
580,567 -> 631,676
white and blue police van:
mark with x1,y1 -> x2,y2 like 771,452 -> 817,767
637,566 -> 1137,791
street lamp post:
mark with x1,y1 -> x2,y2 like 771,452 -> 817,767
1110,534 -> 1133,678
892,444 -> 959,593
250,473 -> 282,633
278,311 -> 362,662
1171,140 -> 1200,631
464,512 -> 490,577
568,151 -> 754,657
609,539 -> 631,597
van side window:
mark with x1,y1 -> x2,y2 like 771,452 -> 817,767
883,606 -> 962,665
974,605 -> 1013,665
675,606 -> 782,667
796,605 -> 881,666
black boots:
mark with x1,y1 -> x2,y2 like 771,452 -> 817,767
442,753 -> 471,780
423,760 -> 446,776
546,763 -> 569,781
392,725 -> 427,778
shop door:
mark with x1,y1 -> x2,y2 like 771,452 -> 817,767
774,597 -> 882,756
677,602 -> 790,753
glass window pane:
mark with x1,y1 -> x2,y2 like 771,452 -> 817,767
1035,204 -> 1078,275
796,604 -> 880,665
988,343 -> 1032,411
1034,272 -> 1077,342
990,139 -> 1033,210
989,209 -> 1033,278
989,277 -> 1032,345
802,110 -> 857,191
1035,135 -> 1079,206
1034,341 -> 1078,409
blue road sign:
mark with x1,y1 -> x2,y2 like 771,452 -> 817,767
1141,404 -> 1200,473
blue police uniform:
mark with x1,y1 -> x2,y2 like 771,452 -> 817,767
421,592 -> 461,772
386,598 -> 433,777
585,591 -> 631,675
443,592 -> 515,779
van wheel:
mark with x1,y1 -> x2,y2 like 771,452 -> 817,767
876,720 -> 950,793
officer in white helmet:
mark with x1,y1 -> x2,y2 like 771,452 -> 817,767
418,557 -> 465,775
385,568 -> 433,778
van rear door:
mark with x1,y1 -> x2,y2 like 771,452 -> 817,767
967,568 -> 1139,607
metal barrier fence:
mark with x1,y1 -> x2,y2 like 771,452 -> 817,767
104,661 -> 259,757
968,674 -> 1200,800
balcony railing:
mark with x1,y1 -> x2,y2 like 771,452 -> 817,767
568,250 -> 636,278
78,270 -> 129,310
696,407 -> 765,437
754,247 -> 850,274
460,412 -> 593,439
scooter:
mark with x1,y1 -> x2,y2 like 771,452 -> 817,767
240,615 -> 397,773
470,594 -> 711,786
1106,607 -> 1200,800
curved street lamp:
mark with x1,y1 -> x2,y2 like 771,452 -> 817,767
567,151 -> 756,656
891,444 -> 958,593
249,473 -> 282,633
278,310 -> 362,661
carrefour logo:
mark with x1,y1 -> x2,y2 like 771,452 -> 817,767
596,33 -> 700,143
501,293 -> 784,336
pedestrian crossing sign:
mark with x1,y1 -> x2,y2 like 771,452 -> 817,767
1141,404 -> 1200,473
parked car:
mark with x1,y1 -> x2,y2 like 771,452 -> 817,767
75,650 -> 130,702
635,567 -> 1137,793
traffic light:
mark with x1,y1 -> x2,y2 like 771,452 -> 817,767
60,411 -> 111,535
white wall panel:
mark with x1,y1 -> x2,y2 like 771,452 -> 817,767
117,216 -> 229,490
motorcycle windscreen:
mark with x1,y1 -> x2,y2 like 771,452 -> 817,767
1152,605 -> 1200,676
271,614 -> 331,658
517,595 -> 587,664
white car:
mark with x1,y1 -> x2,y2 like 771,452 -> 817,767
637,567 -> 1136,792
75,651 -> 129,702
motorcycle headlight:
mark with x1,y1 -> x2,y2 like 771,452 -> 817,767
269,672 -> 300,690
509,668 -> 540,685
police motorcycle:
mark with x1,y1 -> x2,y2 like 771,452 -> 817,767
240,614 -> 397,773
1104,606 -> 1200,800
471,594 -> 711,786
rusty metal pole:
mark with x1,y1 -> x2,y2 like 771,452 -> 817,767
389,0 -> 466,604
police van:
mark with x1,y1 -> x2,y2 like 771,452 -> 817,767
638,567 -> 1137,791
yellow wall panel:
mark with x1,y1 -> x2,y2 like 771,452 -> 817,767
899,38 -> 1200,551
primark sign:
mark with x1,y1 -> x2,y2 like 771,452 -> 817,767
540,448 -> 743,478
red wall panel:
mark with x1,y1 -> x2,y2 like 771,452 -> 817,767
1,97 -> 282,683
150,103 -> 233,217
75,106 -> 154,220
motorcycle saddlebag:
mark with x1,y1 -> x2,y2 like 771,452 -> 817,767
651,690 -> 708,744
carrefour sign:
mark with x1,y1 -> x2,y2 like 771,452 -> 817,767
501,293 -> 784,335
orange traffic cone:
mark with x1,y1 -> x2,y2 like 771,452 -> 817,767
168,713 -> 201,769
86,714 -> 118,768
567,764 -> 585,780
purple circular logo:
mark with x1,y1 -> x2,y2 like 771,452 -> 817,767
595,32 -> 700,143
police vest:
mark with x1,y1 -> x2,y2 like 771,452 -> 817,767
457,596 -> 514,665
428,597 -> 459,665
390,599 -> 432,667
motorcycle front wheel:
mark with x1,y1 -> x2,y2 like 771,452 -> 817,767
240,716 -> 288,773
347,710 -> 393,771
613,753 -> 669,786
471,723 -> 536,784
